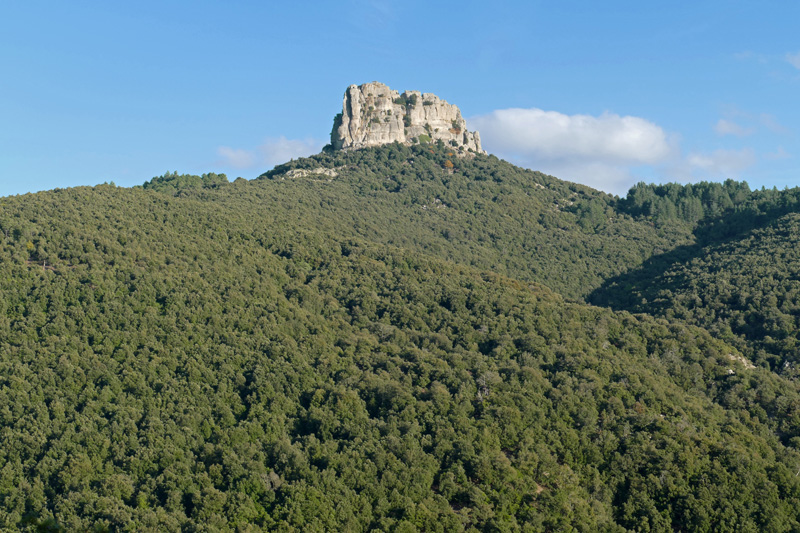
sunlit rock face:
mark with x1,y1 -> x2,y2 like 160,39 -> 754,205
331,81 -> 483,153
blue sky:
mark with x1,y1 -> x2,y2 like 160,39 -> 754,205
2,1 -> 799,197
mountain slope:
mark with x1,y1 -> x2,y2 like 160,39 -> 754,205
592,183 -> 800,374
232,142 -> 695,300
2,182 -> 800,530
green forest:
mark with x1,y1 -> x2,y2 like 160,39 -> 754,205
3,142 -> 800,531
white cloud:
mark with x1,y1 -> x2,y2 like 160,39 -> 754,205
714,119 -> 753,137
714,110 -> 789,136
471,108 -> 671,164
469,107 -> 673,194
686,148 -> 756,176
355,0 -> 394,28
532,160 -> 639,196
786,51 -> 800,70
765,146 -> 791,160
217,136 -> 326,171
217,147 -> 256,169
733,51 -> 769,64
257,136 -> 325,167
468,106 -> 770,195
758,113 -> 790,134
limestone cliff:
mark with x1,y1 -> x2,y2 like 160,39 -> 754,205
331,82 -> 483,154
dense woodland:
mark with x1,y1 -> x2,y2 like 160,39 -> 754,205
2,142 -> 800,531
594,181 -> 800,370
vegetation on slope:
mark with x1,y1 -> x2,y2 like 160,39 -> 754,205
593,183 -> 800,377
2,181 -> 800,531
250,142 -> 694,300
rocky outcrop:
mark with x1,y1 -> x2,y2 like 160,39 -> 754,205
280,167 -> 338,180
331,82 -> 483,154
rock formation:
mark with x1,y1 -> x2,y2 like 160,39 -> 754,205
331,82 -> 483,154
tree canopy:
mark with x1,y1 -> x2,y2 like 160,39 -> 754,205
3,145 -> 800,531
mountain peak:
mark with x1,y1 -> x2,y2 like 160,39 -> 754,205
330,82 -> 484,154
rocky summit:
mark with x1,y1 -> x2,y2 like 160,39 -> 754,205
330,81 -> 483,154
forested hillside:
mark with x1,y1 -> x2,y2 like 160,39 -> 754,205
3,145 -> 800,531
248,142 -> 694,300
593,181 -> 800,374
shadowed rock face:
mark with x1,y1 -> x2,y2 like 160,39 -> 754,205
331,82 -> 483,153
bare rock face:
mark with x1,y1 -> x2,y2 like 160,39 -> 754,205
331,82 -> 483,153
